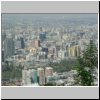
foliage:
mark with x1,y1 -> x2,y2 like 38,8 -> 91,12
80,40 -> 98,69
75,40 -> 98,86
44,82 -> 56,86
49,58 -> 77,73
2,62 -> 22,80
75,66 -> 94,86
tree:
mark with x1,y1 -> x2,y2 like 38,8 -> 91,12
75,65 -> 94,86
44,82 -> 56,86
81,40 -> 98,69
75,40 -> 98,86
49,58 -> 76,72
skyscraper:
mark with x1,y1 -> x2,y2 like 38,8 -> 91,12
39,32 -> 46,41
37,68 -> 45,85
34,40 -> 40,48
4,36 -> 15,58
15,39 -> 21,49
45,67 -> 53,83
20,37 -> 25,49
30,69 -> 38,83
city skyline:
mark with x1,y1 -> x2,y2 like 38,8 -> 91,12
1,13 -> 98,86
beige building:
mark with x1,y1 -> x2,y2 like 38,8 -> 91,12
34,40 -> 40,48
69,45 -> 80,57
26,47 -> 37,54
45,67 -> 53,83
30,40 -> 40,48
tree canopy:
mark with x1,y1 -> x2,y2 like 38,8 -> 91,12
75,40 -> 98,86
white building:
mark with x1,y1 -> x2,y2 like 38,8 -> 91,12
58,50 -> 67,59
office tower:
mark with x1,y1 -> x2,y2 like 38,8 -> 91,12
68,45 -> 80,57
30,69 -> 38,83
45,67 -> 53,83
37,68 -> 45,85
4,36 -> 15,58
34,40 -> 40,48
39,32 -> 46,41
15,39 -> 21,49
20,37 -> 25,49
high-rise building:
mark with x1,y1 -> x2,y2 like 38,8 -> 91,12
34,40 -> 40,48
30,40 -> 40,48
37,68 -> 45,85
15,39 -> 21,49
33,70 -> 38,83
20,37 -> 25,49
22,69 -> 38,86
68,45 -> 80,57
45,67 -> 53,83
39,32 -> 46,41
4,37 -> 15,58
30,69 -> 38,83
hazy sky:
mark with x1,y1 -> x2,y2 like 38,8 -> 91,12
2,14 -> 98,19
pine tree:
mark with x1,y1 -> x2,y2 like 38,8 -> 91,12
75,40 -> 98,86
